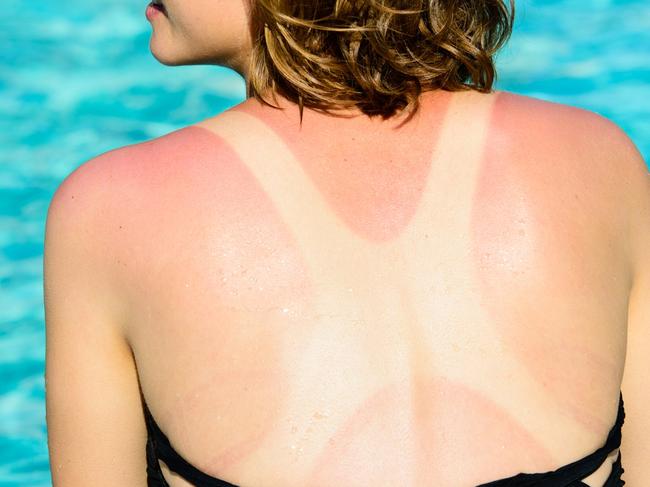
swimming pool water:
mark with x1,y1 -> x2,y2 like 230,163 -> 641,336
0,1 -> 648,485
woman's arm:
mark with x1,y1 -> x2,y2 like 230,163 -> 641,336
619,129 -> 650,484
43,153 -> 147,486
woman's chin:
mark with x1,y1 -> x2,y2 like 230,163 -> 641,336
150,52 -> 184,66
148,41 -> 188,66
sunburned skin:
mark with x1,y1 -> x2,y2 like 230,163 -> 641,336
114,128 -> 313,475
109,89 -> 629,486
469,93 -> 627,435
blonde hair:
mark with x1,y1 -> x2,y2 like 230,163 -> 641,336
246,0 -> 515,123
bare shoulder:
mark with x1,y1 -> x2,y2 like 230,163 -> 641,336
491,90 -> 647,202
46,141 -> 146,262
48,134 -> 169,217
491,90 -> 636,149
48,124 -> 236,225
45,124 -> 246,309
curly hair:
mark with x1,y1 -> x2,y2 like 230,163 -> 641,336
245,0 -> 515,123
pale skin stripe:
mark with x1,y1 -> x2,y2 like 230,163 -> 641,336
203,94 -> 493,274
204,110 -> 360,290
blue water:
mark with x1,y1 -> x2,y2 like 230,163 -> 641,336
0,1 -> 648,484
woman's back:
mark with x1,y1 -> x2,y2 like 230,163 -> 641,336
103,88 -> 632,486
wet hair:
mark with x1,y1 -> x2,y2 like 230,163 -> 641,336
246,0 -> 515,123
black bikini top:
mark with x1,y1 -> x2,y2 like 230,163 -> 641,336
143,392 -> 625,487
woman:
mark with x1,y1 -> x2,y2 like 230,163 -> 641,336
43,0 -> 649,486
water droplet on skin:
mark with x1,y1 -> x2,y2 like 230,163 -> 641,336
282,307 -> 289,314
